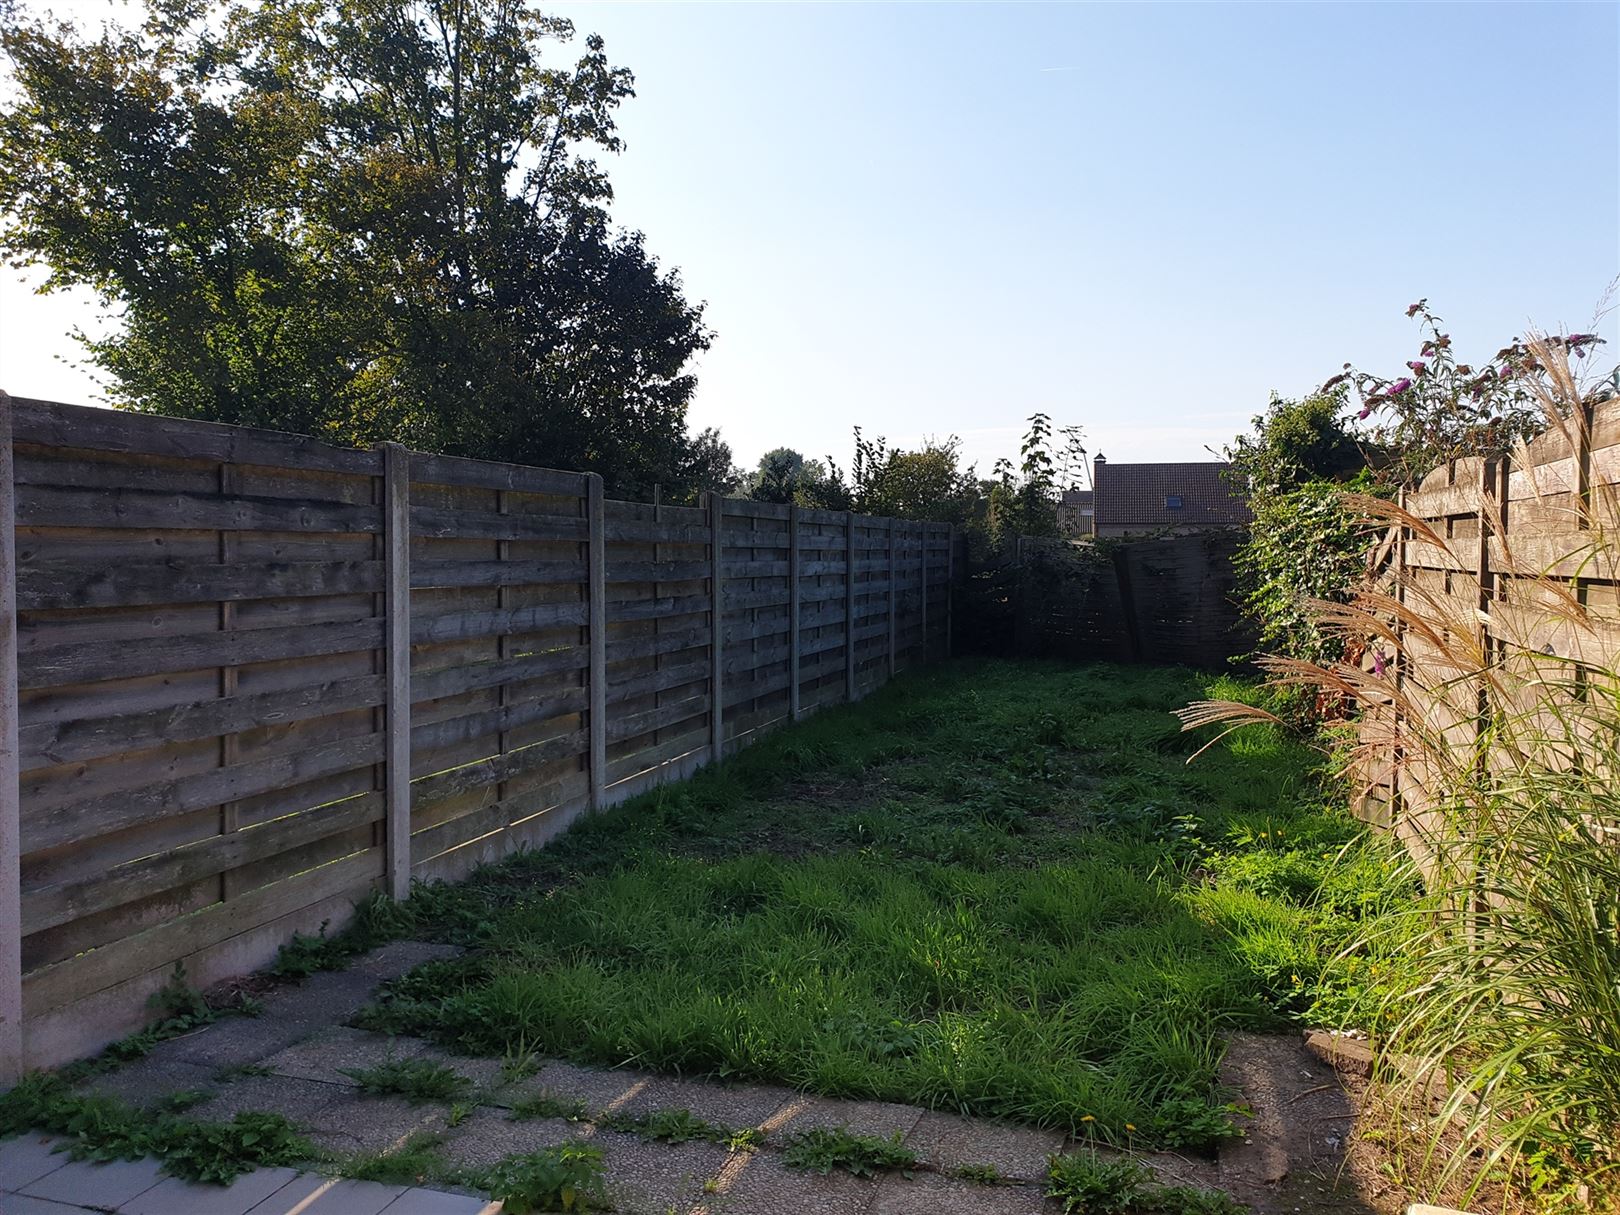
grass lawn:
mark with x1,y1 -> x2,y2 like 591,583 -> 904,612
354,659 -> 1400,1152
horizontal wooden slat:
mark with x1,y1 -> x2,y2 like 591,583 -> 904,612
22,732 -> 384,855
17,483 -> 380,534
19,672 -> 384,768
411,504 -> 588,541
412,559 -> 587,590
17,559 -> 384,609
411,602 -> 588,645
409,451 -> 587,497
19,618 -> 383,689
11,398 -> 380,477
24,792 -> 384,933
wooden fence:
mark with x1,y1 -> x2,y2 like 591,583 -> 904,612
983,532 -> 1250,670
1355,397 -> 1620,862
0,395 -> 961,1079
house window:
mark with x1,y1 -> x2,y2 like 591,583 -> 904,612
1165,494 -> 1183,510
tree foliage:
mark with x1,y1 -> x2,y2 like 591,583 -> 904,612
0,0 -> 726,499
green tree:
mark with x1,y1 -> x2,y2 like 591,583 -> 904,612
0,0 -> 723,497
742,447 -> 845,508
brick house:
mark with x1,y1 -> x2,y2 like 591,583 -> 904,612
1084,454 -> 1250,538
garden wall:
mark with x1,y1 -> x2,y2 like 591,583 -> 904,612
1355,397 -> 1620,861
0,394 -> 962,1080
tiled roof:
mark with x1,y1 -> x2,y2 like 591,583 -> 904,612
1059,489 -> 1093,509
1093,461 -> 1250,528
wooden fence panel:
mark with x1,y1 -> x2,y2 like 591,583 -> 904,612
0,394 -> 960,1076
1356,400 -> 1620,850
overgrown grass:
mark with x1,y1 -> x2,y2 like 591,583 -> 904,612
354,660 -> 1396,1151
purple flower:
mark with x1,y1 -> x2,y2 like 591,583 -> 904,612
1567,333 -> 1600,348
1357,405 -> 1373,420
1372,649 -> 1387,677
1500,365 -> 1513,378
1406,360 -> 1427,376
1406,302 -> 1424,317
1387,377 -> 1413,396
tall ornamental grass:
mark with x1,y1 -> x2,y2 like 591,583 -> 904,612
1182,339 -> 1620,1209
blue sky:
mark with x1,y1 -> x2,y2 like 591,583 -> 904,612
2,1 -> 1616,478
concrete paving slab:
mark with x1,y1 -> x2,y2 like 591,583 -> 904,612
380,1187 -> 499,1215
0,1132 -> 71,1191
241,1174 -> 404,1215
436,1108 -> 584,1173
350,942 -> 464,982
689,1150 -> 872,1215
120,1166 -> 302,1215
151,1014 -> 319,1071
301,1094 -> 447,1156
866,1172 -> 1055,1214
259,1027 -> 430,1086
515,1060 -> 652,1115
902,1110 -> 1064,1182
763,1096 -> 925,1142
20,1155 -> 166,1209
0,1193 -> 95,1214
73,1057 -> 219,1109
593,1128 -> 731,1215
259,969 -> 385,1028
597,1075 -> 795,1131
184,1073 -> 349,1127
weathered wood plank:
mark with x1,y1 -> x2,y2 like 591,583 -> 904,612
411,602 -> 588,645
21,731 -> 383,856
411,559 -> 586,590
19,673 -> 384,769
409,451 -> 587,497
411,504 -> 589,542
17,484 -> 380,534
10,398 -> 380,477
19,618 -> 383,690
17,560 -> 384,610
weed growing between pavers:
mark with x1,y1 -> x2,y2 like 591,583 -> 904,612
342,1130 -> 452,1185
1045,1151 -> 1248,1214
479,1142 -> 607,1213
780,1127 -> 918,1178
340,1057 -> 473,1104
509,1091 -> 590,1122
348,661 -> 1400,1150
597,1106 -> 763,1150
0,1073 -> 311,1184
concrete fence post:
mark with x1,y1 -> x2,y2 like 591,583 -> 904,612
0,393 -> 22,1083
886,517 -> 898,678
587,473 -> 607,810
709,493 -> 725,761
788,502 -> 801,720
378,442 -> 412,901
844,512 -> 857,703
919,523 -> 929,662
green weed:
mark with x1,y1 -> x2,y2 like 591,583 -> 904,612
342,1131 -> 449,1185
481,1142 -> 607,1212
781,1127 -> 917,1178
0,1074 -> 311,1184
509,1092 -> 589,1122
339,1058 -> 473,1104
1045,1152 -> 1247,1214
952,1161 -> 1005,1184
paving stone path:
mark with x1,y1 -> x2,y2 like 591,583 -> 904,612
1,939 -> 1289,1214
